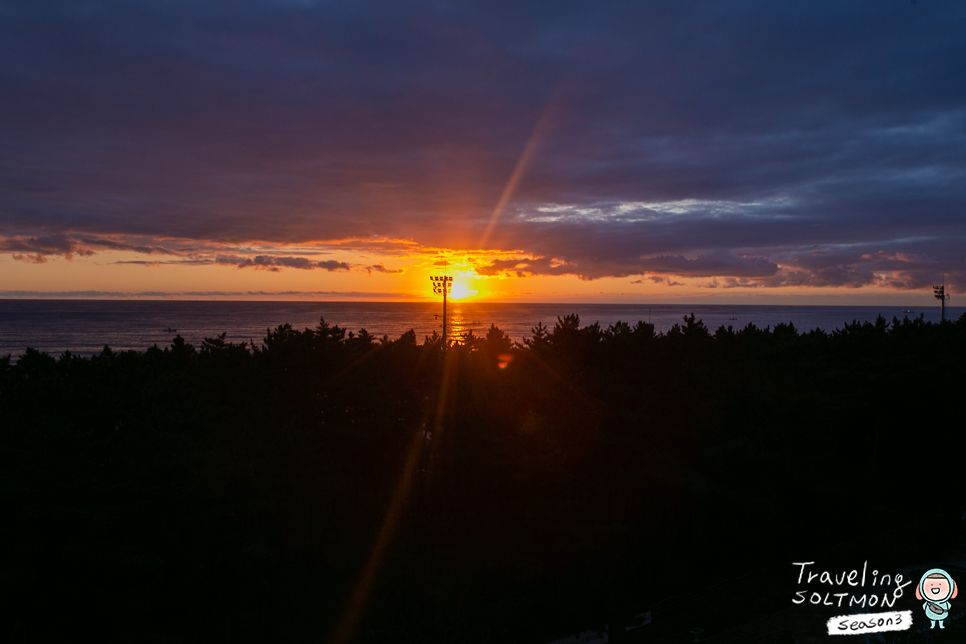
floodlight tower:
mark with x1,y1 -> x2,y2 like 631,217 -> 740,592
933,284 -> 950,322
430,275 -> 453,346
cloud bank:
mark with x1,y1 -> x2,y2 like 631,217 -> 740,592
1,1 -> 964,291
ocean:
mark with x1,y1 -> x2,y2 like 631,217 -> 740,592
0,299 -> 961,359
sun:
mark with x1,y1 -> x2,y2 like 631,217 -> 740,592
448,280 -> 479,301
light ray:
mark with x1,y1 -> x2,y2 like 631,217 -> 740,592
326,427 -> 425,644
326,348 -> 458,644
478,99 -> 556,249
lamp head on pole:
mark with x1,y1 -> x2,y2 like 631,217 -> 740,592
430,275 -> 453,295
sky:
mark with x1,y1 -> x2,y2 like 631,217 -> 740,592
2,0 -> 965,304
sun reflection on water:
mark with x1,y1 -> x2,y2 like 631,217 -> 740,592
433,304 -> 489,344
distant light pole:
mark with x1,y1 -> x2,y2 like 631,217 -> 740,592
933,284 -> 950,322
430,275 -> 453,346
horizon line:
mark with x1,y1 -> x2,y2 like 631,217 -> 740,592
0,296 -> 955,309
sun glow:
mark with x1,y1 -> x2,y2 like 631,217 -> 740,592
447,280 -> 479,300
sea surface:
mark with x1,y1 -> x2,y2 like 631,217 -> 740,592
0,300 -> 961,359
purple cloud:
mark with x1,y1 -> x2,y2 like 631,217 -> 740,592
1,1 -> 965,292
365,263 -> 404,275
211,255 -> 351,272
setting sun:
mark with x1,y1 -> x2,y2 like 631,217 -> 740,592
448,280 -> 479,301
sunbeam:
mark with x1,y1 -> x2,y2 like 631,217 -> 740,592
478,98 -> 557,249
327,348 -> 458,644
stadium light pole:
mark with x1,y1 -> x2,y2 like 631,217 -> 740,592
933,284 -> 949,322
430,275 -> 453,347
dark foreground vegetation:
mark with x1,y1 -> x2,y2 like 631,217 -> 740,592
2,314 -> 965,643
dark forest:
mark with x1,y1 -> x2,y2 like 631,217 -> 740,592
3,314 -> 964,643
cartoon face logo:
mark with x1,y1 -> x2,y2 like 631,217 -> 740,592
916,568 -> 958,630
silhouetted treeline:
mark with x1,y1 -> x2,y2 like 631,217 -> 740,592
2,314 -> 964,643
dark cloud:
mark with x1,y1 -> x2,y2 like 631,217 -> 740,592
365,263 -> 404,275
633,276 -> 684,287
2,1 -> 965,291
719,245 -> 966,291
630,277 -> 665,285
116,253 -> 390,274
212,255 -> 351,272
75,236 -> 181,255
638,251 -> 777,279
115,254 -> 355,271
0,233 -> 96,259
